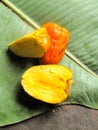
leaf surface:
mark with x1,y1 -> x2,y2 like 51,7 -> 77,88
1,0 -> 98,127
5,0 -> 98,74
0,3 -> 50,127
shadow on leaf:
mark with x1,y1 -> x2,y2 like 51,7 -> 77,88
6,49 -> 39,69
16,84 -> 52,111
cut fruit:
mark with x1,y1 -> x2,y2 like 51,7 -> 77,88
21,65 -> 73,104
8,27 -> 50,58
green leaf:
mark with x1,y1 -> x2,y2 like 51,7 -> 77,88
5,0 -> 98,74
1,0 -> 98,127
0,3 -> 51,127
60,56 -> 98,109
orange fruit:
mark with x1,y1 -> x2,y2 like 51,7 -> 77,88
39,23 -> 70,64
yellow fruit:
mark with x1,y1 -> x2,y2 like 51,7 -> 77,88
8,27 -> 50,58
21,65 -> 73,104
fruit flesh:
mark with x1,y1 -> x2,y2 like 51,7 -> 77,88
21,65 -> 73,104
8,27 -> 50,58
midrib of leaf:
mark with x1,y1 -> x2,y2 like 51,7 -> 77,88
1,0 -> 40,29
2,0 -> 98,78
65,50 -> 98,78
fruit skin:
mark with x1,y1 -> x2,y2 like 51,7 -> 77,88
39,23 -> 70,64
8,27 -> 50,58
21,65 -> 73,104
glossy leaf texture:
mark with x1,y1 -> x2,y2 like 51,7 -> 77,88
1,0 -> 98,127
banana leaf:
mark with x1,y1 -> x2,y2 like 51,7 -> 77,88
0,0 -> 98,127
